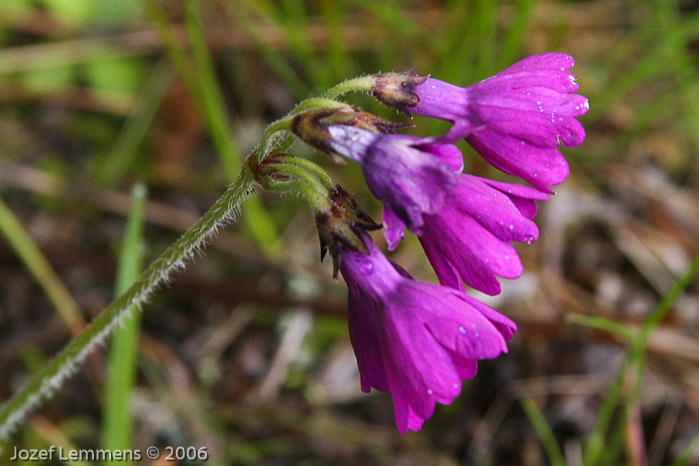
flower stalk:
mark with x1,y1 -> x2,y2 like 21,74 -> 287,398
0,73 -> 377,444
0,168 -> 254,444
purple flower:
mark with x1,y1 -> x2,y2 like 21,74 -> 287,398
408,53 -> 589,193
340,237 -> 516,433
326,125 -> 462,234
385,175 -> 549,295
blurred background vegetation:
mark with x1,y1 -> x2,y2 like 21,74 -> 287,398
0,0 -> 698,465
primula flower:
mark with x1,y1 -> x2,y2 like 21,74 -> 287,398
407,53 -> 589,193
340,236 -> 516,433
326,125 -> 463,234
384,175 -> 548,295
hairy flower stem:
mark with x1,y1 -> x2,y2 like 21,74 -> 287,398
0,168 -> 255,445
325,76 -> 374,99
255,98 -> 351,162
0,72 -> 380,448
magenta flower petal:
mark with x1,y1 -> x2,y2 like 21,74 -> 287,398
383,206 -> 406,251
408,53 -> 589,192
464,127 -> 570,193
327,126 -> 460,233
347,291 -> 389,393
481,179 -> 549,219
412,140 -> 464,171
340,237 -> 516,433
418,235 -> 463,290
419,175 -> 543,295
421,215 -> 522,295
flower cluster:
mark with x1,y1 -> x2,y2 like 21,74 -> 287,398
292,53 -> 588,433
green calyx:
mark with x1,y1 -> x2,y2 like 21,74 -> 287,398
370,70 -> 429,113
251,154 -> 379,278
315,184 -> 381,279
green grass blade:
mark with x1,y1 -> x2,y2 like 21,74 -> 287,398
185,0 -> 240,180
520,396 -> 567,466
439,0 -> 472,82
568,314 -> 635,342
319,0 -> 348,81
473,0 -> 500,81
0,197 -> 85,336
498,0 -> 538,69
0,169 -> 255,445
230,0 -> 311,99
101,184 -> 147,466
185,0 -> 282,258
140,0 -> 281,258
594,406 -> 628,466
95,59 -> 175,187
672,431 -> 699,466
279,0 -> 332,88
583,358 -> 629,466
641,252 -> 699,339
587,11 -> 699,122
584,253 -> 699,466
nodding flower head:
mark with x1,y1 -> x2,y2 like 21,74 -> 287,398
406,53 -> 589,193
340,235 -> 516,433
385,175 -> 549,295
322,124 -> 463,235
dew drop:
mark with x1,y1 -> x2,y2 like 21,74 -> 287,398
509,224 -> 514,230
427,389 -> 434,395
459,326 -> 466,334
360,262 -> 374,275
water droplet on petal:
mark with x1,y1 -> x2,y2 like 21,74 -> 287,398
360,262 -> 374,275
427,389 -> 433,395
459,326 -> 466,334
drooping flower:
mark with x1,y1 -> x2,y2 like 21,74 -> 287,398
384,175 -> 549,295
340,236 -> 516,433
325,125 -> 463,234
406,53 -> 589,193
